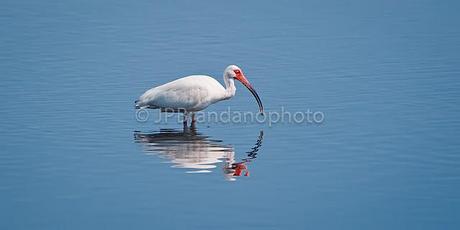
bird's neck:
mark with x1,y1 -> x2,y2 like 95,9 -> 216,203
223,73 -> 236,99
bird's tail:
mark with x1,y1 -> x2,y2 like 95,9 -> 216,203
134,100 -> 142,109
135,99 -> 158,109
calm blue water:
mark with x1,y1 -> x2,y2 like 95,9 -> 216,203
1,0 -> 460,229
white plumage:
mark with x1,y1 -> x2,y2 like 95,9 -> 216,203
135,65 -> 263,125
138,75 -> 226,111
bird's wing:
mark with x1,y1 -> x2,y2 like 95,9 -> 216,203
137,76 -> 220,111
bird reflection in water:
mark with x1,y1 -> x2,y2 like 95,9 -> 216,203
133,127 -> 263,181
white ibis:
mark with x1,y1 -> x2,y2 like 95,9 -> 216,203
135,65 -> 264,126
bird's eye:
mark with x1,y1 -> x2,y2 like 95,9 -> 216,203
233,70 -> 240,74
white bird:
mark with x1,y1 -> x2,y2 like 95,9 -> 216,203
135,65 -> 264,126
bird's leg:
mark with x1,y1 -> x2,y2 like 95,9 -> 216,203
182,112 -> 189,128
191,113 -> 196,124
190,113 -> 197,129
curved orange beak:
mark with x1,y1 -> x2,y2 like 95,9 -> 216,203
235,72 -> 264,114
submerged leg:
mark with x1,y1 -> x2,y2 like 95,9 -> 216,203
190,113 -> 196,129
182,112 -> 189,129
191,113 -> 196,123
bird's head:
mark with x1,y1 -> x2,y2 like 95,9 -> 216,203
225,65 -> 264,114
